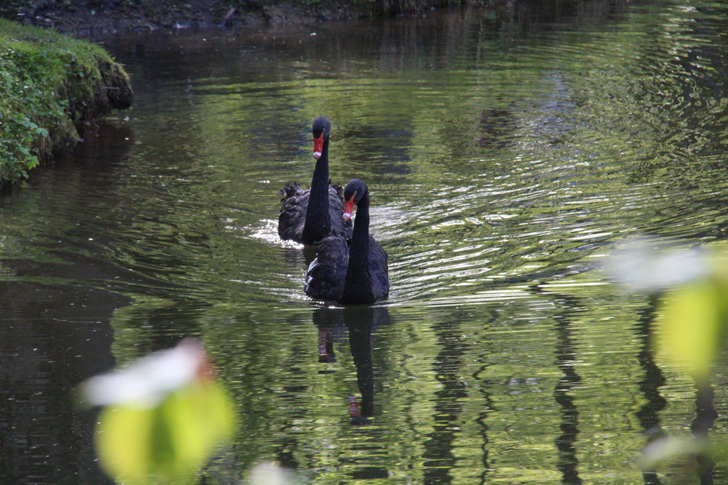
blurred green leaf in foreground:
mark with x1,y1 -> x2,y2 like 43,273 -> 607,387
608,239 -> 725,382
609,239 -> 728,474
79,339 -> 238,485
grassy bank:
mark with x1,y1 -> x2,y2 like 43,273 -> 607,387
0,18 -> 132,187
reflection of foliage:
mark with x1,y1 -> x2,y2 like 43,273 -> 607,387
108,296 -> 181,363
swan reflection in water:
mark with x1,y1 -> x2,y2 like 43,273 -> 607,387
312,306 -> 390,425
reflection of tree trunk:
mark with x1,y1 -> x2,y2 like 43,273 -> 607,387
553,313 -> 582,485
474,377 -> 492,485
692,380 -> 716,485
634,296 -> 666,485
472,310 -> 494,485
530,285 -> 583,485
420,309 -> 470,485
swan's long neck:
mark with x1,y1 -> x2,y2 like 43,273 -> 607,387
342,192 -> 374,304
301,137 -> 330,245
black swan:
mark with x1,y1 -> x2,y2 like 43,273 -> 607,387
278,116 -> 352,245
305,179 -> 389,304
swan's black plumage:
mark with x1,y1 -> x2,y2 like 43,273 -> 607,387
278,182 -> 348,242
278,117 -> 352,245
305,179 -> 389,304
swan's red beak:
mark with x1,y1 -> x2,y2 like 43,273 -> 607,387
343,196 -> 355,221
313,132 -> 324,160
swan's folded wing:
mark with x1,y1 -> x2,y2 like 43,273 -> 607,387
278,183 -> 310,242
304,236 -> 349,301
368,236 -> 390,300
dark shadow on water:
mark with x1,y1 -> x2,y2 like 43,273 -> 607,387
692,380 -> 717,485
0,281 -> 126,485
347,466 -> 390,479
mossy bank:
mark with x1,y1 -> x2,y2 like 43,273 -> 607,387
0,18 -> 132,188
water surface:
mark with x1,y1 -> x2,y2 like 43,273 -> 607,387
3,2 -> 728,483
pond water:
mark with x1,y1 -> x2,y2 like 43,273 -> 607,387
4,1 -> 728,483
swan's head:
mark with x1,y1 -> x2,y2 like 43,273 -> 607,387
342,179 -> 368,221
312,116 -> 331,160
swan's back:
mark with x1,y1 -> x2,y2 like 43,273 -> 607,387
278,183 -> 351,244
305,235 -> 389,303
305,235 -> 349,301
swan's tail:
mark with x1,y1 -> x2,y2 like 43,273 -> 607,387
280,182 -> 304,200
330,181 -> 344,201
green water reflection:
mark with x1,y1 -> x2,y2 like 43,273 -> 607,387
3,1 -> 728,483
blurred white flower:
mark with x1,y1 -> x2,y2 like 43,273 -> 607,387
247,463 -> 299,485
82,339 -> 206,408
607,238 -> 709,292
637,436 -> 707,470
